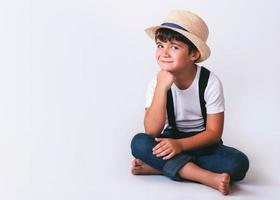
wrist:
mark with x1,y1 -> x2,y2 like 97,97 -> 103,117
176,139 -> 184,151
156,84 -> 170,93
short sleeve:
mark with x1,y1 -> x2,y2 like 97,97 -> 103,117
145,76 -> 157,109
204,73 -> 225,114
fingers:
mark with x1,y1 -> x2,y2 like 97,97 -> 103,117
155,138 -> 163,142
152,140 -> 166,152
152,138 -> 167,151
163,152 -> 175,160
152,138 -> 178,160
154,147 -> 175,160
153,138 -> 171,156
155,148 -> 172,157
153,143 -> 168,155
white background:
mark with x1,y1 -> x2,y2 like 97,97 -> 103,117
0,0 -> 279,199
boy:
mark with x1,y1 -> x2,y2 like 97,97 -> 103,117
130,10 -> 249,195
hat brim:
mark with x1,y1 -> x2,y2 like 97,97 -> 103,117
145,25 -> 210,63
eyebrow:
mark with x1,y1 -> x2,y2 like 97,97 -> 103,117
171,42 -> 183,47
156,40 -> 183,47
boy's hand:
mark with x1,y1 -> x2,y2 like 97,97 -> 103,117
157,70 -> 174,91
152,138 -> 182,160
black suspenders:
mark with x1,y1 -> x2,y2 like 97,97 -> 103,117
166,66 -> 210,132
167,89 -> 176,130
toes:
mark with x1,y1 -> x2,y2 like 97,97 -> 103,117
222,173 -> 230,182
131,164 -> 142,175
131,166 -> 143,175
132,159 -> 137,167
132,159 -> 143,167
220,186 -> 228,195
221,183 -> 229,195
135,159 -> 143,165
222,189 -> 229,195
131,169 -> 138,175
219,174 -> 230,195
133,166 -> 142,170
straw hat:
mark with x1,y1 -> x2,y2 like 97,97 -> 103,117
145,10 -> 210,63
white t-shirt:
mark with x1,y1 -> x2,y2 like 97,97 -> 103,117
145,66 -> 225,133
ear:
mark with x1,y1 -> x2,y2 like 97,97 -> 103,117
190,50 -> 200,61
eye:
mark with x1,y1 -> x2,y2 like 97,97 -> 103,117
171,45 -> 179,50
157,44 -> 164,48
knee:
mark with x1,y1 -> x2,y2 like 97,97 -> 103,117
228,152 -> 249,181
130,133 -> 153,158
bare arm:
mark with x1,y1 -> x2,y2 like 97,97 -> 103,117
178,112 -> 224,151
144,86 -> 167,137
144,70 -> 174,137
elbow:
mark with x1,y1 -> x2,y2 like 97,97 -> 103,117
207,129 -> 223,144
213,131 -> 223,144
144,126 -> 162,137
214,135 -> 222,144
144,119 -> 164,137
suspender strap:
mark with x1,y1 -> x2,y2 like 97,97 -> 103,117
166,66 -> 211,131
199,66 -> 210,128
166,88 -> 177,131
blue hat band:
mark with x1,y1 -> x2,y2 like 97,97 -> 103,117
161,23 -> 189,32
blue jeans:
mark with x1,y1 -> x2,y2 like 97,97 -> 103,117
131,129 -> 249,181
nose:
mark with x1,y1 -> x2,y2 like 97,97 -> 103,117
161,48 -> 170,57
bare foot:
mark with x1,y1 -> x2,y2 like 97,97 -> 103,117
209,173 -> 230,195
131,159 -> 162,175
179,162 -> 231,195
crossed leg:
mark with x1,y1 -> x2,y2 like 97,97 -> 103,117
130,133 -> 249,195
131,158 -> 230,195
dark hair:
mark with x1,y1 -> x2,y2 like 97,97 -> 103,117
155,28 -> 198,53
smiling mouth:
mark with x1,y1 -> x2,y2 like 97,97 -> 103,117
161,60 -> 174,63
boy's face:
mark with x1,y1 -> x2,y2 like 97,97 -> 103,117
155,39 -> 199,73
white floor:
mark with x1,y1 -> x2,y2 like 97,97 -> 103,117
1,122 -> 279,200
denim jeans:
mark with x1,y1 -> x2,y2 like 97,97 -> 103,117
131,128 -> 249,181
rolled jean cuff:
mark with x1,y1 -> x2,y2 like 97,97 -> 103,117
162,154 -> 192,181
